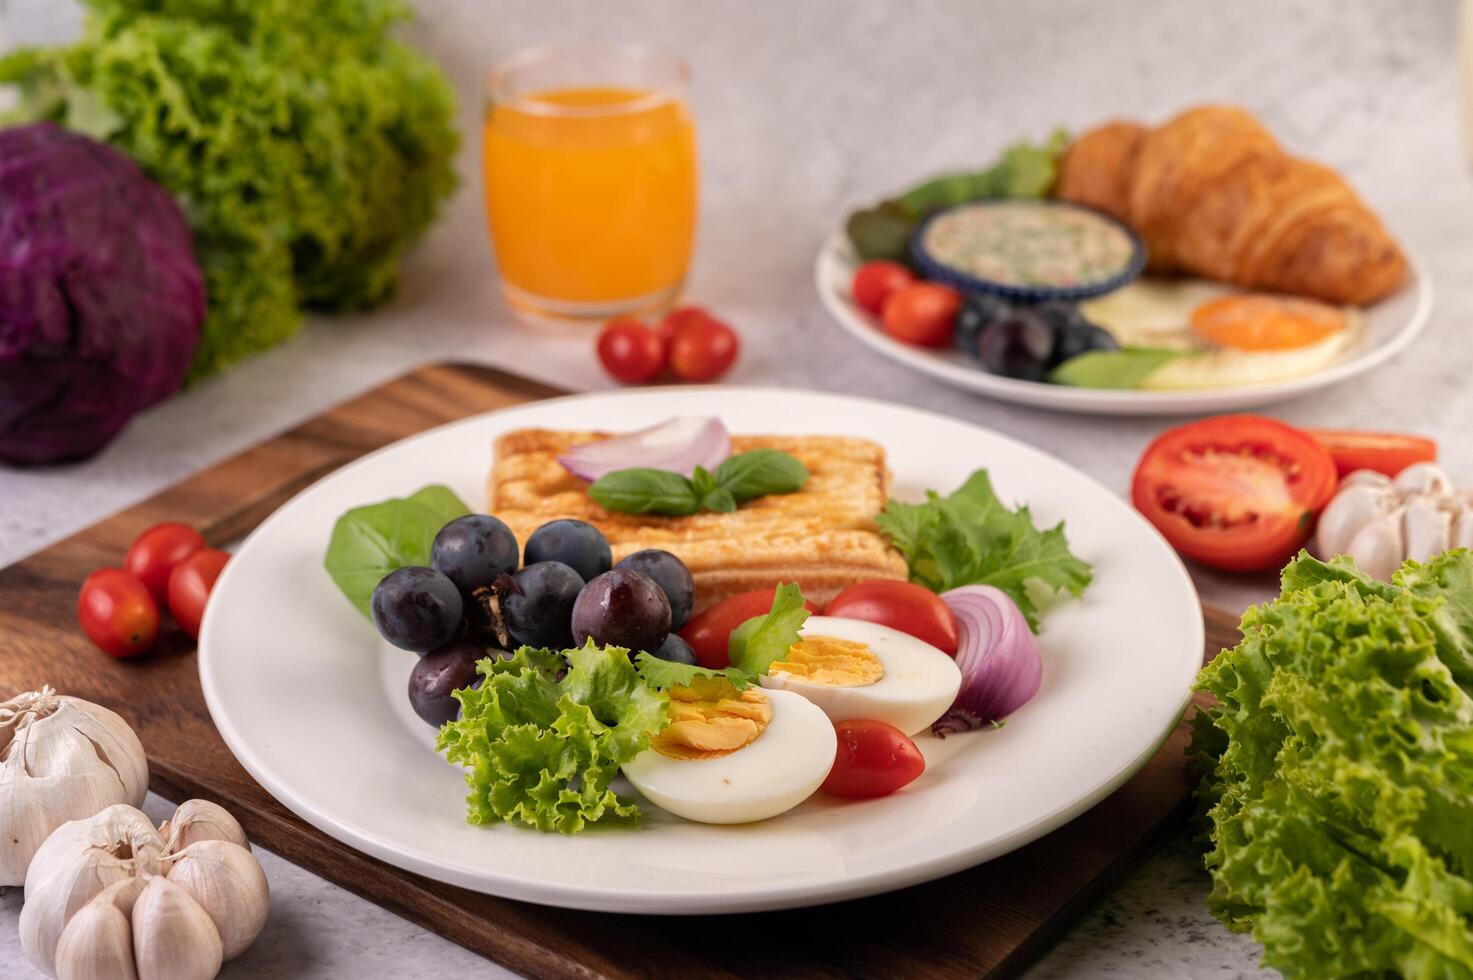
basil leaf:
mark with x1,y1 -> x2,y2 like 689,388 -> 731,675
690,465 -> 719,500
1047,348 -> 1178,389
588,469 -> 700,516
323,484 -> 470,618
715,449 -> 810,502
701,487 -> 737,513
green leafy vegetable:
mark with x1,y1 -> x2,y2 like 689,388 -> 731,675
844,130 -> 1070,263
438,642 -> 669,834
588,450 -> 810,517
634,653 -> 753,691
1047,348 -> 1179,389
729,583 -> 812,676
0,0 -> 460,379
323,484 -> 469,617
875,470 -> 1091,631
1192,550 -> 1473,979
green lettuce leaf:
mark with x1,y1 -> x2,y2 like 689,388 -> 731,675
875,470 -> 1092,631
1191,549 -> 1473,978
729,583 -> 812,676
437,643 -> 669,834
634,653 -> 753,691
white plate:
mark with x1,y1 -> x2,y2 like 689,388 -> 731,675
815,231 -> 1432,416
199,388 -> 1203,914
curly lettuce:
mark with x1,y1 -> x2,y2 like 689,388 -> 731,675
1192,550 -> 1473,979
0,0 -> 459,378
437,643 -> 668,834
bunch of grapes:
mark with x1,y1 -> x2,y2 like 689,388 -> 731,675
370,516 -> 696,727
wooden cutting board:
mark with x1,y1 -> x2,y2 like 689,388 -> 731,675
0,363 -> 1239,980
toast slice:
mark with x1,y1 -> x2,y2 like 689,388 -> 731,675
489,429 -> 909,612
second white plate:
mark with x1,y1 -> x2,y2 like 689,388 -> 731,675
815,231 -> 1432,416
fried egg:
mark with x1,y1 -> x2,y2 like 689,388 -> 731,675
1080,279 -> 1359,389
622,679 -> 835,824
758,616 -> 962,736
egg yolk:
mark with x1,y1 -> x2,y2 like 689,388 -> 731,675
1190,295 -> 1345,352
649,677 -> 773,761
768,636 -> 885,687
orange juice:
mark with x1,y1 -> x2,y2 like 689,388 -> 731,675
483,86 -> 698,313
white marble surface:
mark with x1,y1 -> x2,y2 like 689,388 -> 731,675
3,0 -> 1471,976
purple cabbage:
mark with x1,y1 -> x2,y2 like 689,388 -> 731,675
0,123 -> 204,465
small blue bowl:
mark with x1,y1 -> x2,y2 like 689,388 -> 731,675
910,199 -> 1146,303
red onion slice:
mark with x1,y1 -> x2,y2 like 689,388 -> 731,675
932,585 -> 1043,737
557,417 -> 732,482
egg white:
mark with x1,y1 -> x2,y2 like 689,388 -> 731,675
621,688 -> 836,825
1079,278 -> 1360,389
759,616 -> 962,737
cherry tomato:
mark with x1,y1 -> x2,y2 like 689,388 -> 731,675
1305,429 -> 1437,479
124,522 -> 205,605
679,588 -> 820,669
824,580 -> 958,655
596,317 -> 666,384
852,261 -> 915,315
882,282 -> 961,347
668,316 -> 740,382
822,719 -> 926,798
78,568 -> 159,658
167,548 -> 230,640
658,306 -> 715,350
1132,415 -> 1338,573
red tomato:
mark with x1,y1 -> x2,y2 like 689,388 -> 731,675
596,317 -> 666,384
124,523 -> 205,605
78,568 -> 159,658
852,261 -> 915,315
679,588 -> 821,669
1305,429 -> 1437,479
668,316 -> 740,382
822,719 -> 926,798
658,306 -> 714,349
1132,415 -> 1338,573
168,548 -> 230,640
882,282 -> 961,347
824,580 -> 958,655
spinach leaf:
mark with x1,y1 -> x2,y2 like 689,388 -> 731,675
1047,348 -> 1178,389
323,484 -> 469,618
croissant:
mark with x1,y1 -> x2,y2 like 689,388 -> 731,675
1055,106 -> 1406,305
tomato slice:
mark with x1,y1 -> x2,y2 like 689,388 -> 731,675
1305,429 -> 1436,479
1131,415 -> 1338,573
679,588 -> 820,669
821,719 -> 925,798
824,580 -> 958,655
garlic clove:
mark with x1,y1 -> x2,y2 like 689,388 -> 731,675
1452,509 -> 1473,552
20,804 -> 167,977
1340,469 -> 1394,492
1,689 -> 149,886
166,839 -> 269,959
1315,484 -> 1396,559
1403,495 -> 1453,564
131,876 -> 223,980
160,799 -> 250,854
1346,509 -> 1406,581
1393,462 -> 1452,497
55,880 -> 141,980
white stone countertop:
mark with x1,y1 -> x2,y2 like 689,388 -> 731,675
3,0 -> 1471,976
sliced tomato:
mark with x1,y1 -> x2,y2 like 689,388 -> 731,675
679,588 -> 820,669
1305,429 -> 1436,479
824,580 -> 958,655
1131,415 -> 1338,573
822,719 -> 925,798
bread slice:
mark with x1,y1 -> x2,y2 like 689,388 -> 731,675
488,429 -> 909,612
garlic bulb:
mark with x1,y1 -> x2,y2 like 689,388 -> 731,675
1,686 -> 149,885
1314,464 -> 1473,579
21,800 -> 268,980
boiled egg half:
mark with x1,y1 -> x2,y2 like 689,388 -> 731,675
1080,279 -> 1358,389
622,677 -> 835,824
758,616 -> 962,737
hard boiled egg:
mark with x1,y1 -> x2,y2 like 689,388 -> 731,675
758,616 -> 962,737
622,680 -> 835,825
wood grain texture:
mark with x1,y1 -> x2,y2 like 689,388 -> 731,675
0,363 -> 1241,980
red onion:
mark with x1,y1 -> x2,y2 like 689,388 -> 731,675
557,417 -> 731,482
932,585 -> 1042,737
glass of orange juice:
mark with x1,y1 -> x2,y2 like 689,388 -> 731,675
483,45 -> 698,323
